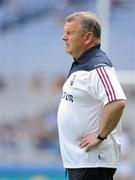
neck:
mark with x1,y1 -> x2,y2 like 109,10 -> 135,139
74,42 -> 100,61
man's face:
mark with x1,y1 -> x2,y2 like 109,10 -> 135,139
62,20 -> 86,59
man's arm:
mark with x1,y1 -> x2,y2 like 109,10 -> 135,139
79,99 -> 126,152
97,99 -> 126,139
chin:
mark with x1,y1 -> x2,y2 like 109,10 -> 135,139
66,49 -> 71,53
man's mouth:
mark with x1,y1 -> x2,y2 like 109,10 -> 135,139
65,44 -> 69,48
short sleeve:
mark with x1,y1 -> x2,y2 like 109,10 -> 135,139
88,66 -> 127,105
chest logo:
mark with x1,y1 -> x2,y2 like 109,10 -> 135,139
70,75 -> 76,86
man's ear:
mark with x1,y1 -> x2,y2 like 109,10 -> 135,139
85,32 -> 93,44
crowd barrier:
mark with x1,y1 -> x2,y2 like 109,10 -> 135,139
0,164 -> 65,180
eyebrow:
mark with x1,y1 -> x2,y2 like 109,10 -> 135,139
64,30 -> 76,33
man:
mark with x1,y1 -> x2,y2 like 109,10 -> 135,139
57,11 -> 126,180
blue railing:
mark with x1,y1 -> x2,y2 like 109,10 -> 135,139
0,163 -> 66,180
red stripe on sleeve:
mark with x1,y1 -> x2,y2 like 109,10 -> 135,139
102,67 -> 116,100
96,68 -> 111,102
96,67 -> 116,102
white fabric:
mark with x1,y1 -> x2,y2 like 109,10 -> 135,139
57,66 -> 126,168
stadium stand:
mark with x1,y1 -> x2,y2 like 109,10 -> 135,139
0,0 -> 135,179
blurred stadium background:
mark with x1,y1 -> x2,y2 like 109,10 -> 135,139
0,0 -> 135,179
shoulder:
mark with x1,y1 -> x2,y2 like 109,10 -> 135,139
86,49 -> 113,71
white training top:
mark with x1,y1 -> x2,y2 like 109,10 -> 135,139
57,66 -> 126,169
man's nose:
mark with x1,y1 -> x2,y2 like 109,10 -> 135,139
62,34 -> 67,41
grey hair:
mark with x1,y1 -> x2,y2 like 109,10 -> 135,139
65,11 -> 101,39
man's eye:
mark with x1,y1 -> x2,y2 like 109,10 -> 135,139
66,31 -> 74,35
66,31 -> 71,35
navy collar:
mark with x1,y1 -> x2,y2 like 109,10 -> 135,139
68,43 -> 112,77
74,44 -> 101,64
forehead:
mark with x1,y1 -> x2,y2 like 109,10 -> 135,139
64,20 -> 82,31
